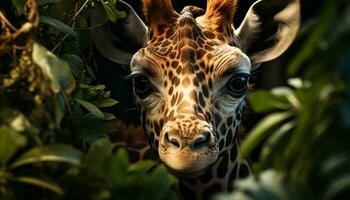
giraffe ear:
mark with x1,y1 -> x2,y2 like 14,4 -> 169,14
204,0 -> 237,26
92,0 -> 147,65
235,0 -> 300,68
142,0 -> 179,37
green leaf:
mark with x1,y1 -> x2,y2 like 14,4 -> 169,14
54,94 -> 66,128
10,144 -> 82,169
79,113 -> 117,133
249,90 -> 290,113
271,87 -> 301,110
151,165 -> 177,185
216,170 -> 301,200
78,129 -> 106,145
287,78 -> 311,89
62,54 -> 85,79
115,148 -> 130,167
74,99 -> 105,119
94,98 -> 118,108
87,139 -> 110,159
40,16 -> 78,38
240,112 -> 293,158
148,165 -> 178,199
103,113 -> 116,120
13,176 -> 63,194
85,139 -> 110,169
128,160 -> 154,172
259,122 -> 295,170
0,126 -> 27,167
32,42 -> 76,94
99,0 -> 127,22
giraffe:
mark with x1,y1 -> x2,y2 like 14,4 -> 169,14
93,0 -> 300,199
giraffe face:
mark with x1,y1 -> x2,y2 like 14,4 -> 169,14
130,10 -> 251,177
95,0 -> 300,193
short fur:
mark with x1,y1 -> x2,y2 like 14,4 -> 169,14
205,0 -> 237,24
142,0 -> 179,26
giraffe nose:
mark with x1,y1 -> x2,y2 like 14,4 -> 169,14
192,131 -> 212,150
164,132 -> 181,148
163,131 -> 214,151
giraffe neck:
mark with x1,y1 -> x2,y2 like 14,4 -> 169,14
177,140 -> 250,200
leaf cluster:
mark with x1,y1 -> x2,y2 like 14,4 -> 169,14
218,1 -> 350,199
0,0 -> 177,199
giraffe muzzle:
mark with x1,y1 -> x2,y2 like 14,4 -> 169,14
158,128 -> 219,176
163,130 -> 215,151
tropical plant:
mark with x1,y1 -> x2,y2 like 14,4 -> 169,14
0,0 -> 177,199
217,0 -> 350,199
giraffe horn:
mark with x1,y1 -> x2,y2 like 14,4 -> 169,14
142,0 -> 179,27
204,0 -> 237,26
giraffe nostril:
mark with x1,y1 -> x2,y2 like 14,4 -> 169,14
192,132 -> 211,151
164,132 -> 181,148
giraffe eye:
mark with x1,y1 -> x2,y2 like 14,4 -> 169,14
132,76 -> 154,99
225,74 -> 249,98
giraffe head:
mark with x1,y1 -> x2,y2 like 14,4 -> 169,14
94,0 -> 300,178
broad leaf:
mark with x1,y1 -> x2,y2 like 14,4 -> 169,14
79,113 -> 117,132
62,54 -> 85,79
85,138 -> 110,165
271,87 -> 301,110
249,90 -> 290,113
216,170 -> 301,200
78,129 -> 107,145
13,176 -> 63,194
147,165 -> 178,199
84,139 -> 112,180
40,16 -> 78,38
150,165 -> 177,186
240,112 -> 293,158
259,122 -> 295,170
287,78 -> 311,89
74,99 -> 105,119
10,144 -> 82,169
54,94 -> 66,128
32,42 -> 76,94
103,112 -> 117,120
0,126 -> 27,167
99,0 -> 127,22
128,160 -> 154,172
115,148 -> 130,167
94,98 -> 118,108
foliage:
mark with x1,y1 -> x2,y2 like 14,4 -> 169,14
217,0 -> 350,199
66,139 -> 178,200
0,0 -> 176,199
3,0 -> 349,199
